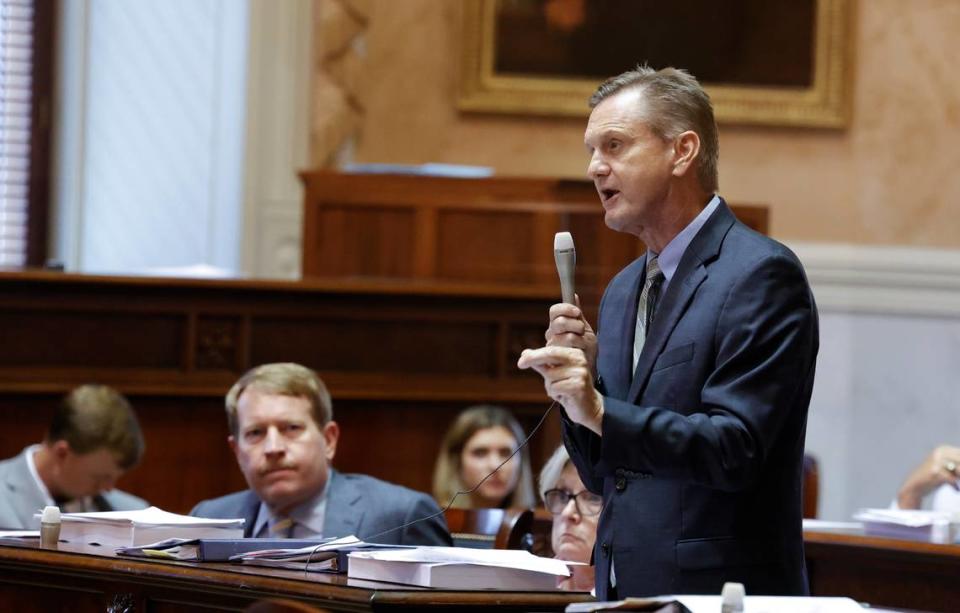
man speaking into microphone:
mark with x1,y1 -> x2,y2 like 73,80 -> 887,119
518,66 -> 819,599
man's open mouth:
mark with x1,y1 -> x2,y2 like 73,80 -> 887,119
600,189 -> 620,202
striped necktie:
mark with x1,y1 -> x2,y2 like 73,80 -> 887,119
268,516 -> 295,538
632,255 -> 665,374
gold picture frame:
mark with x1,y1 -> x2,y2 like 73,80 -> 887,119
459,0 -> 853,128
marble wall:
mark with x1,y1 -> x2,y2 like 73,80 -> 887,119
796,244 -> 960,518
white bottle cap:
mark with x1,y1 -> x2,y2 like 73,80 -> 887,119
721,581 -> 745,612
41,505 -> 61,524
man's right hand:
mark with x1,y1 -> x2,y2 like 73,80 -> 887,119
545,296 -> 597,375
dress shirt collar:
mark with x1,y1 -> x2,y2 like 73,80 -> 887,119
253,478 -> 329,539
24,444 -> 55,507
655,194 -> 720,284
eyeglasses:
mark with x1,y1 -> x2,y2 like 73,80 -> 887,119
543,488 -> 603,516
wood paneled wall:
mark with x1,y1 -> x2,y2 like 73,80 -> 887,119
1,174 -> 768,515
0,272 -> 560,513
300,171 -> 768,313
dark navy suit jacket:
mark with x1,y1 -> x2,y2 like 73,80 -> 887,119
562,200 -> 818,598
191,469 -> 451,547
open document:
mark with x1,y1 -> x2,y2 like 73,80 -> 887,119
38,506 -> 244,547
346,545 -> 580,591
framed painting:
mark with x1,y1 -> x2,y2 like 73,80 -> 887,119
459,0 -> 853,128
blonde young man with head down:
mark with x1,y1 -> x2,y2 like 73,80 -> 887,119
191,363 -> 451,546
0,385 -> 148,529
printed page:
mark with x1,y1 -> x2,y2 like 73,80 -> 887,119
57,506 -> 244,527
348,545 -> 574,576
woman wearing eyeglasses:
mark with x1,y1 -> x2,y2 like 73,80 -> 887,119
539,445 -> 602,592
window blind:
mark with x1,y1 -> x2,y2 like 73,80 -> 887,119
0,0 -> 33,266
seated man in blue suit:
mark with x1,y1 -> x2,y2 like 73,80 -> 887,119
519,66 -> 818,598
0,385 -> 148,529
192,362 -> 451,546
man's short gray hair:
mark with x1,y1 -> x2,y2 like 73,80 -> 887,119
590,65 -> 719,193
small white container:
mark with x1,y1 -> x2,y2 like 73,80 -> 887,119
40,505 -> 61,548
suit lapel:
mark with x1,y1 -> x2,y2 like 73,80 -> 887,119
240,491 -> 262,537
321,470 -> 364,538
611,257 -> 646,399
626,201 -> 736,403
626,265 -> 706,401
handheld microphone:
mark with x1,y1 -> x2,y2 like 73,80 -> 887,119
554,231 -> 576,304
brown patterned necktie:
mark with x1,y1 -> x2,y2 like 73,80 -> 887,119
268,516 -> 295,538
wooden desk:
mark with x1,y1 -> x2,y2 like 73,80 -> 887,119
4,534 -> 953,612
0,541 -> 590,612
805,530 -> 960,613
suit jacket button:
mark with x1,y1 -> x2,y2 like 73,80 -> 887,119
600,542 -> 610,556
615,477 -> 626,491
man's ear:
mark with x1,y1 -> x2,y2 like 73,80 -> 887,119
228,435 -> 238,456
671,130 -> 701,179
322,421 -> 339,462
51,439 -> 72,462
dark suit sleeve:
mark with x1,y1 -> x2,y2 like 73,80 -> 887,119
577,253 -> 817,492
561,281 -> 613,497
562,413 -> 607,495
399,493 -> 453,546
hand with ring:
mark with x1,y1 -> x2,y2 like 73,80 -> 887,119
897,444 -> 960,509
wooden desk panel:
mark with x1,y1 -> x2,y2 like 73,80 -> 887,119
0,542 -> 589,612
805,531 -> 960,613
0,272 -> 561,514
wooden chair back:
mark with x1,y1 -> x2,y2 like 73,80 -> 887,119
443,507 -> 533,549
529,508 -> 555,557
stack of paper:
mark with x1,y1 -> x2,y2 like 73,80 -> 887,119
853,508 -> 958,544
0,530 -> 40,546
232,535 -> 410,572
42,506 -> 244,547
801,518 -> 864,533
347,546 -> 577,591
566,596 -> 865,612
